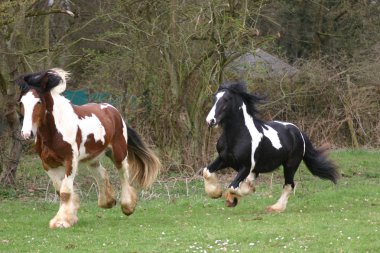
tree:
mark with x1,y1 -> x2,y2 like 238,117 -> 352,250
0,0 -> 74,186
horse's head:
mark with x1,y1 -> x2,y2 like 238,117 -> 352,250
16,68 -> 70,139
18,88 -> 43,139
206,83 -> 243,128
206,81 -> 264,128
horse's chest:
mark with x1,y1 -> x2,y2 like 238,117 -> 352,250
36,141 -> 65,169
217,134 -> 252,164
36,134 -> 72,166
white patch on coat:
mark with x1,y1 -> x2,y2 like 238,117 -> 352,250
46,168 -> 66,191
100,103 -> 114,110
51,93 -> 106,160
206,91 -> 225,125
51,94 -> 78,144
49,68 -> 70,95
77,114 -> 106,159
240,103 -> 263,172
263,124 -> 282,149
121,119 -> 128,145
20,91 -> 40,139
274,121 -> 305,156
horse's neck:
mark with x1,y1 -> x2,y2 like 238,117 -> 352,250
39,92 -> 77,141
222,104 -> 263,139
221,108 -> 246,136
222,105 -> 244,128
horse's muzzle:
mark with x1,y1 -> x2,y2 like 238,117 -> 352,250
21,130 -> 34,140
207,118 -> 217,128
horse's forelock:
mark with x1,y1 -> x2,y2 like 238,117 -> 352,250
218,81 -> 247,94
16,76 -> 31,94
15,68 -> 69,95
217,81 -> 265,117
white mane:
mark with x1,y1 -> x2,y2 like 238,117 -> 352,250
49,68 -> 70,94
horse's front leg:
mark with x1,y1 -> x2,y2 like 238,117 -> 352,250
224,166 -> 251,207
49,158 -> 80,228
203,156 -> 227,199
239,172 -> 256,196
46,167 -> 65,197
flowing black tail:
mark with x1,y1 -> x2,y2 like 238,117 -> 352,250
126,126 -> 161,189
302,133 -> 340,183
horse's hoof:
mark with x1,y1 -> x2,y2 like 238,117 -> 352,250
265,206 -> 284,213
99,198 -> 116,209
49,218 -> 73,229
203,168 -> 222,198
225,197 -> 239,207
205,186 -> 223,199
121,205 -> 135,216
240,181 -> 256,196
224,188 -> 242,207
208,191 -> 223,199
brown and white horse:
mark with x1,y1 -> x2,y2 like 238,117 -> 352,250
17,68 -> 161,228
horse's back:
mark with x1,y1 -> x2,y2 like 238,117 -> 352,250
72,102 -> 127,160
253,120 -> 305,173
73,103 -> 124,137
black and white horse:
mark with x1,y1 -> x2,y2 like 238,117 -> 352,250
203,81 -> 339,212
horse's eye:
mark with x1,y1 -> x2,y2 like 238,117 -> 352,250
37,101 -> 42,104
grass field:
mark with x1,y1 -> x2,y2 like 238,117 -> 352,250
0,150 -> 379,252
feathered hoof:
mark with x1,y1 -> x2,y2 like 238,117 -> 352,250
265,205 -> 285,213
203,168 -> 222,199
121,205 -> 135,216
205,186 -> 223,199
120,185 -> 137,216
240,181 -> 256,196
98,198 -> 117,209
224,190 -> 241,208
49,215 -> 78,229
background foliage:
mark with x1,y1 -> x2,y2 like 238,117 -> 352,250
0,0 -> 379,185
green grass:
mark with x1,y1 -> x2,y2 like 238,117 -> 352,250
0,150 -> 380,252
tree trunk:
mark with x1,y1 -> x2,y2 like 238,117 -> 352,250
0,3 -> 27,187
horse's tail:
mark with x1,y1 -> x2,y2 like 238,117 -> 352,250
127,126 -> 161,189
302,133 -> 340,184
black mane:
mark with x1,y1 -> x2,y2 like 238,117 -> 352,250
15,69 -> 63,96
218,81 -> 265,117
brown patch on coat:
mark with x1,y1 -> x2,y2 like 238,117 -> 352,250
60,192 -> 71,202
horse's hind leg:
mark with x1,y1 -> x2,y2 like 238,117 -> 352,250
111,138 -> 137,216
90,161 -> 116,209
118,158 -> 137,215
266,161 -> 300,213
